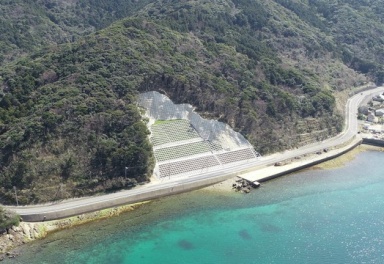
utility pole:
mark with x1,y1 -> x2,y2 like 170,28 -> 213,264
13,186 -> 18,206
125,167 -> 128,178
59,183 -> 64,200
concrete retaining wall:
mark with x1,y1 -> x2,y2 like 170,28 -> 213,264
262,136 -> 382,182
362,138 -> 384,147
246,139 -> 363,183
19,173 -> 237,222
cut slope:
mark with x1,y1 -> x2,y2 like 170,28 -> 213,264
139,91 -> 259,178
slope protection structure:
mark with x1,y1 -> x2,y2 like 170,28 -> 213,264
138,91 -> 260,179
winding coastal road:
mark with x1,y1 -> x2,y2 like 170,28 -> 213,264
6,86 -> 384,221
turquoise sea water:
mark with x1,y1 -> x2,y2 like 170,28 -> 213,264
5,150 -> 384,264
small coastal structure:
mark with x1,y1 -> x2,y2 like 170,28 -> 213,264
363,123 -> 370,130
372,94 -> 384,102
368,125 -> 383,134
367,113 -> 378,123
358,106 -> 369,115
375,108 -> 384,117
363,123 -> 384,134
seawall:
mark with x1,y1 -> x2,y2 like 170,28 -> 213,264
362,138 -> 384,147
260,139 -> 363,181
19,173 -> 237,222
239,138 -> 363,183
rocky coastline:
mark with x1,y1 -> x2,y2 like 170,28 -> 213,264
0,202 -> 148,260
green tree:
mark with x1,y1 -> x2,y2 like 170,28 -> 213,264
0,207 -> 20,230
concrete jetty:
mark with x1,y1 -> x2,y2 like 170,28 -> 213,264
239,137 -> 364,183
362,138 -> 384,147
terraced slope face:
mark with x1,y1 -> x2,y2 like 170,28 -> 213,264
151,120 -> 200,146
139,92 -> 259,178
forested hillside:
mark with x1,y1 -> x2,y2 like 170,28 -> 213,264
289,0 -> 384,83
0,0 -> 155,65
0,0 -> 383,204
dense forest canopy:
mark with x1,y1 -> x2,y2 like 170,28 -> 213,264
0,0 -> 383,204
0,0 -> 156,65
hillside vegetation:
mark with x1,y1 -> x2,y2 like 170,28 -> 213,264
0,0 -> 383,204
0,0 -> 155,65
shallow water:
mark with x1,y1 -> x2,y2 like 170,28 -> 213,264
5,151 -> 384,264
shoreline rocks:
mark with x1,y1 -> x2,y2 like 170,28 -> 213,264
0,202 -> 148,260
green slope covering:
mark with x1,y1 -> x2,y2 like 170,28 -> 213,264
0,0 -> 383,204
